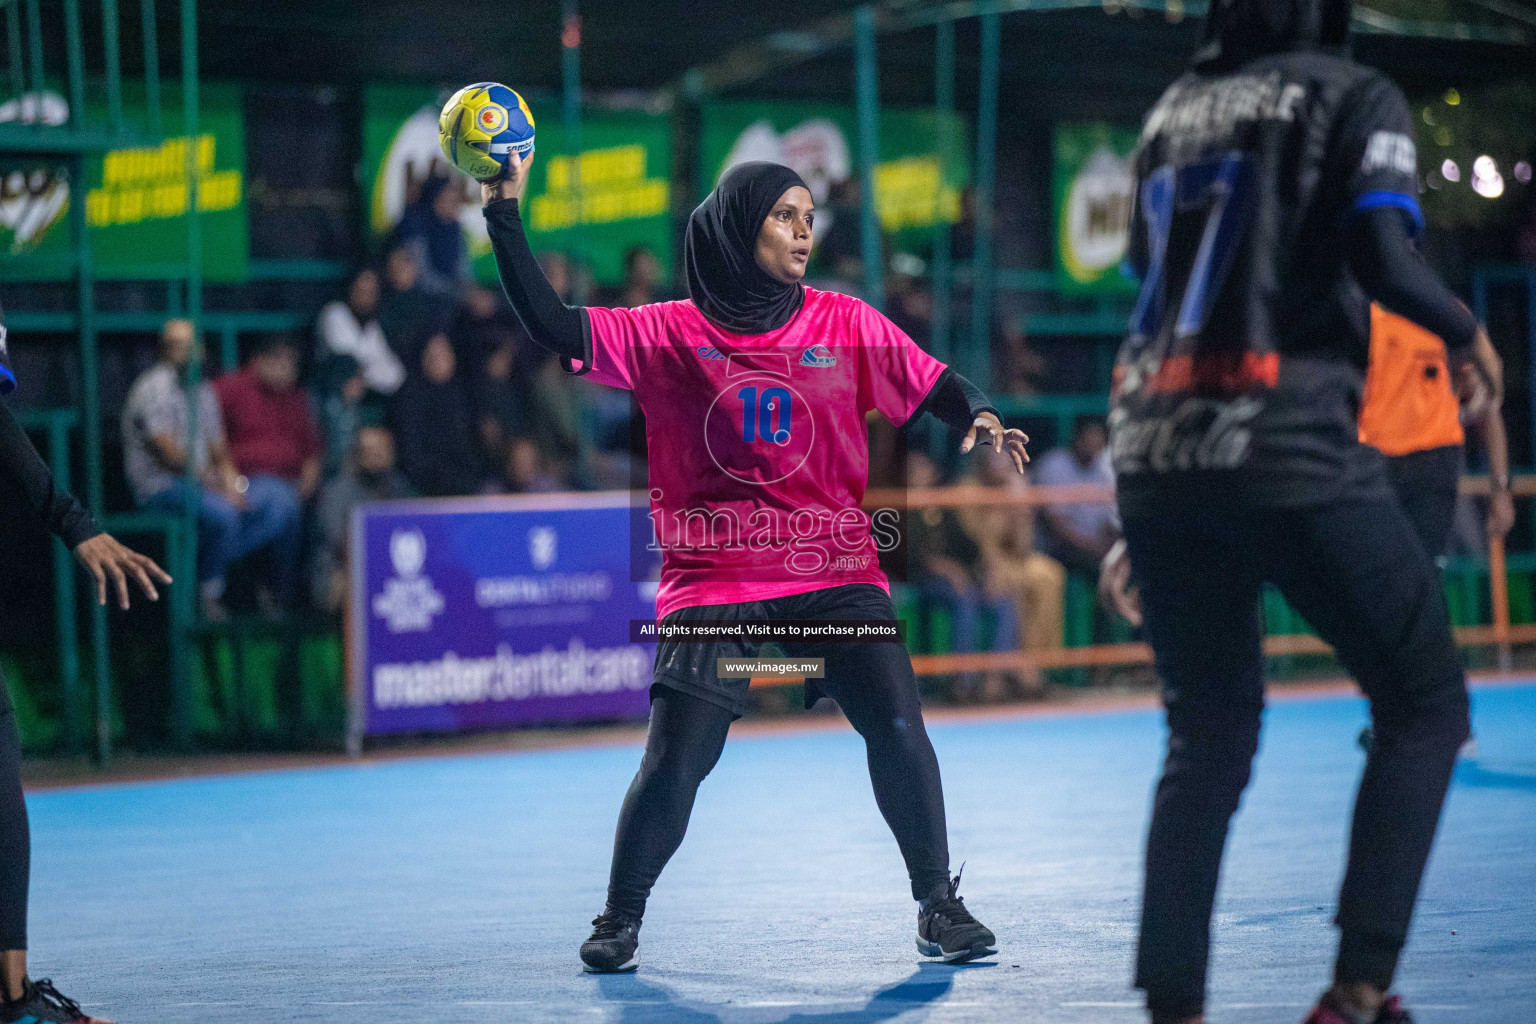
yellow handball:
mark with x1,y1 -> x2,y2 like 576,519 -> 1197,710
437,82 -> 536,182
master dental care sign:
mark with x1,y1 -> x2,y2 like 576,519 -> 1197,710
349,492 -> 658,747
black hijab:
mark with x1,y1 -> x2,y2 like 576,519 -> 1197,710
1194,0 -> 1351,66
685,161 -> 809,335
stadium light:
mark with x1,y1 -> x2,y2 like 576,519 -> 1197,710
1473,174 -> 1504,198
1473,157 -> 1505,198
1442,159 -> 1461,182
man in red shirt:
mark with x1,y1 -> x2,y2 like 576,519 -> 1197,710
214,337 -> 321,611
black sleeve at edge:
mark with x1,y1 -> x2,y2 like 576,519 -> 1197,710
913,367 -> 1001,433
1348,205 -> 1478,355
0,400 -> 101,548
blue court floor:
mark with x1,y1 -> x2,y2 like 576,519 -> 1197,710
25,681 -> 1536,1024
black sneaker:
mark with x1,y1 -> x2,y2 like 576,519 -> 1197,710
916,867 -> 997,964
1,978 -> 111,1024
580,910 -> 641,973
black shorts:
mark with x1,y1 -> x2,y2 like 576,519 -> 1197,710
653,583 -> 899,718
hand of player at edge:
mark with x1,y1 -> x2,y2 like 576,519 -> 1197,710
1098,538 -> 1143,628
961,411 -> 1030,475
74,533 -> 173,610
481,151 -> 535,207
1454,326 -> 1502,424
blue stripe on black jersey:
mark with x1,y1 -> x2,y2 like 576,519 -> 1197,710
1351,191 -> 1424,238
0,362 -> 15,395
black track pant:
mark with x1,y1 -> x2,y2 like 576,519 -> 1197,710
1124,497 -> 1469,1019
0,671 -> 29,950
604,636 -> 950,918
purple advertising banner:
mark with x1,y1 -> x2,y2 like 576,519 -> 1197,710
348,492 -> 658,751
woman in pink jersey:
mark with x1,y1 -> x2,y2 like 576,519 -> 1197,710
482,156 -> 1028,973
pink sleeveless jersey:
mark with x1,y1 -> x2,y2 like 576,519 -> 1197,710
581,287 -> 946,620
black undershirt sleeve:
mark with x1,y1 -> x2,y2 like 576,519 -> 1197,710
0,400 -> 100,548
913,367 -> 1000,434
1348,207 -> 1478,356
483,198 -> 592,369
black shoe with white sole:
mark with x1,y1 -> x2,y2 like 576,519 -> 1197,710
916,868 -> 997,964
580,909 -> 641,973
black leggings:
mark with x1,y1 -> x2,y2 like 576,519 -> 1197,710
0,676 -> 29,950
1124,497 -> 1469,1018
605,642 -> 950,918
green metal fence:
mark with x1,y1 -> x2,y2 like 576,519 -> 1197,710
1,0 -> 198,761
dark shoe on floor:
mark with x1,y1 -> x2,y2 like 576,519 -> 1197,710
916,867 -> 997,964
1,978 -> 112,1024
581,909 -> 641,973
1303,992 -> 1413,1024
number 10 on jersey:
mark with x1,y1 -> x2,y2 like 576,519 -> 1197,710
740,386 -> 794,445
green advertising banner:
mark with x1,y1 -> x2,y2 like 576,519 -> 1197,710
699,101 -> 970,248
1053,123 -> 1138,295
0,81 -> 247,281
362,84 -> 673,287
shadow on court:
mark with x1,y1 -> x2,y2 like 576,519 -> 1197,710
1453,760 -> 1536,791
596,961 -> 982,1023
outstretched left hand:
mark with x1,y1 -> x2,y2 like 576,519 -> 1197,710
74,533 -> 173,610
961,412 -> 1029,475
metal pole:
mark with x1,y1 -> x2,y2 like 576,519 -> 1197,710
5,4 -> 24,101
63,0 -> 85,128
854,5 -> 883,311
173,0 -> 201,749
23,0 -> 42,97
141,0 -> 160,137
969,9 -> 1001,389
46,419 -> 82,751
220,323 -> 237,373
69,151 -> 112,762
103,0 -> 123,134
1489,534 -> 1512,671
929,19 -> 955,461
931,19 -> 954,364
561,0 -> 586,303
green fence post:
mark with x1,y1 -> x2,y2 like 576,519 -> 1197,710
5,4 -> 23,100
102,0 -> 122,134
171,0 -> 201,750
928,18 -> 955,462
561,0 -> 585,301
23,0 -> 42,98
141,0 -> 160,138
68,149 -> 113,762
854,5 -> 883,311
45,417 -> 82,751
969,10 -> 1001,390
63,0 -> 85,128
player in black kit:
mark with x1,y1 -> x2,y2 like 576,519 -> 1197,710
0,309 -> 172,1024
1106,0 -> 1502,1021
